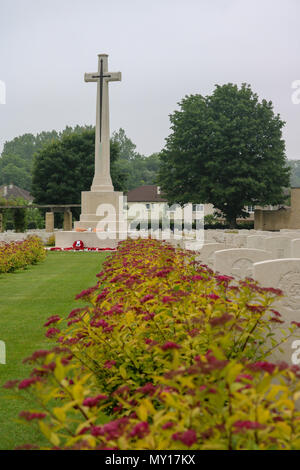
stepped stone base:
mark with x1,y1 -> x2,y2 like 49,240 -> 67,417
55,190 -> 127,248
73,190 -> 126,231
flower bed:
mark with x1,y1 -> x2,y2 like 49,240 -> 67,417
0,236 -> 46,274
5,238 -> 300,450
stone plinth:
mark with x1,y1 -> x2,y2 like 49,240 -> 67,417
63,211 -> 73,231
74,191 -> 126,232
46,212 -> 54,232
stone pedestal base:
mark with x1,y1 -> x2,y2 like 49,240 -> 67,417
63,211 -> 73,231
56,190 -> 127,248
46,212 -> 54,232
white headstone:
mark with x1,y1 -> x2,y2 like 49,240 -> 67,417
232,234 -> 248,248
196,243 -> 227,267
253,259 -> 300,365
247,235 -> 268,250
264,236 -> 292,259
291,239 -> 300,258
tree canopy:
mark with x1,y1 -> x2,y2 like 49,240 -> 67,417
0,127 -> 92,191
111,128 -> 160,190
1,126 -> 160,193
31,128 -> 126,205
158,83 -> 290,226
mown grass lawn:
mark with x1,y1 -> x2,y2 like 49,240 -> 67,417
0,251 -> 107,450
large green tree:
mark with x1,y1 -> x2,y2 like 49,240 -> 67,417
0,131 -> 59,190
287,160 -> 300,187
31,128 -> 127,206
158,83 -> 290,227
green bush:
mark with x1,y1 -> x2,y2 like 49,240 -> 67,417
13,208 -> 27,232
45,235 -> 55,247
0,236 -> 46,273
27,221 -> 37,230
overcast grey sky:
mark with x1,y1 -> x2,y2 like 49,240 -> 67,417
1,0 -> 300,158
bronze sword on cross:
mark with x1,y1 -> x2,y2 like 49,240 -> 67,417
91,59 -> 111,142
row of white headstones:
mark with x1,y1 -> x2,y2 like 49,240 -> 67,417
174,229 -> 300,366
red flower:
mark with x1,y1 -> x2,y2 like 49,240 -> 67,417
172,429 -> 197,447
45,327 -> 60,338
19,411 -> 46,421
140,294 -> 154,304
248,361 -> 277,374
67,318 -> 81,326
129,422 -> 149,439
235,374 -> 253,382
18,377 -> 40,390
67,308 -> 84,319
246,304 -> 266,313
83,394 -> 108,407
75,286 -> 97,300
155,268 -> 173,278
144,338 -> 158,346
142,313 -> 155,321
191,275 -> 204,281
233,420 -> 265,431
261,287 -> 283,296
207,293 -> 220,300
271,309 -> 282,318
96,290 -> 109,302
15,444 -> 38,450
162,421 -> 175,430
23,350 -> 49,363
161,341 -> 181,351
216,275 -> 234,283
104,360 -> 117,369
136,383 -> 157,396
91,426 -> 104,437
187,328 -> 200,338
270,317 -> 284,324
91,319 -> 109,328
292,321 -> 300,328
162,296 -> 177,303
209,314 -> 233,327
3,380 -> 19,389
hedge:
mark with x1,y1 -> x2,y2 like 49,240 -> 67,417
5,238 -> 300,450
0,236 -> 46,274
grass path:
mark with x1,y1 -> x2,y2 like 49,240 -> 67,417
0,251 -> 107,450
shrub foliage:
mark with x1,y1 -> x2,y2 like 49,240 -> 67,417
0,236 -> 46,273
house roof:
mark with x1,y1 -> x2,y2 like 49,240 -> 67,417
0,184 -> 33,202
127,185 -> 167,203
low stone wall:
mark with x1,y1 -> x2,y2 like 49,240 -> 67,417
0,230 -> 55,244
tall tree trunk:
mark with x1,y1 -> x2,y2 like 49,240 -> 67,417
226,214 -> 237,229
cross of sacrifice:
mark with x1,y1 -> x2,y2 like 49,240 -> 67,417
85,54 -> 121,192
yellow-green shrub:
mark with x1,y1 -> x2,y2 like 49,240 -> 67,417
0,236 -> 46,273
6,238 -> 300,450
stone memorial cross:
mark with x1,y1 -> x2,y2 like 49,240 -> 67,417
85,54 -> 121,192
